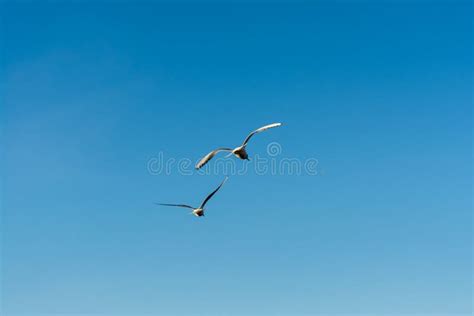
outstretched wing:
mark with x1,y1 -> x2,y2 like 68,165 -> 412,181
241,123 -> 282,146
195,148 -> 233,169
155,203 -> 195,209
199,176 -> 228,209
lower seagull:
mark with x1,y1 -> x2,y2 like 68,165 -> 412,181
156,177 -> 228,217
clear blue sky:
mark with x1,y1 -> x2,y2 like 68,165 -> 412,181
1,1 -> 472,315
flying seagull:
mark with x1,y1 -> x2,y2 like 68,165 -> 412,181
156,177 -> 228,217
195,122 -> 282,169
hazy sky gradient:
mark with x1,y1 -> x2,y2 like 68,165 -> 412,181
1,1 -> 472,315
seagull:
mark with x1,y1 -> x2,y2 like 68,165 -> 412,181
156,177 -> 228,217
195,123 -> 282,169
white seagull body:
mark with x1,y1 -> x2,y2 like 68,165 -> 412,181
156,177 -> 228,217
195,123 -> 282,169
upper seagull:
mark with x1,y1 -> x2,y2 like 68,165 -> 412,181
195,123 -> 282,169
156,177 -> 228,217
